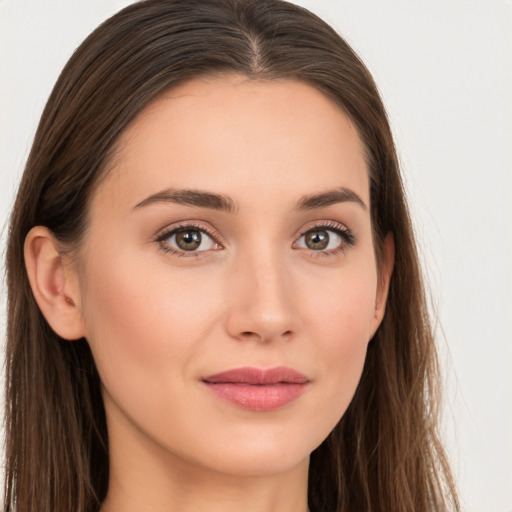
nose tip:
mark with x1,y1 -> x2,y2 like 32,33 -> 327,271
224,255 -> 297,343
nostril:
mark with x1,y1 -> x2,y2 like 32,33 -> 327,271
240,331 -> 264,340
238,329 -> 293,342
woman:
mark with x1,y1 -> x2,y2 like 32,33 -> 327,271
3,0 -> 460,511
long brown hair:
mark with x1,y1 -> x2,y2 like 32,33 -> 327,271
3,1 -> 459,511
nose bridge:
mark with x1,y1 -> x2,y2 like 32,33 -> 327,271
226,243 -> 296,342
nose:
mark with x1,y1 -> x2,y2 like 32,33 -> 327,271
224,248 -> 297,343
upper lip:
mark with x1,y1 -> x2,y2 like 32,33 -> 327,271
202,366 -> 310,385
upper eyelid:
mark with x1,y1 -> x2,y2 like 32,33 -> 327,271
297,220 -> 351,236
296,221 -> 356,248
154,221 -> 222,243
154,223 -> 223,257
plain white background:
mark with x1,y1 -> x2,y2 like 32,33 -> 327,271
0,1 -> 511,511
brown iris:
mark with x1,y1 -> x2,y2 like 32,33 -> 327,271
176,230 -> 202,251
305,230 -> 329,250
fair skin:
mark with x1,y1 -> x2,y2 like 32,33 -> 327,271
25,76 -> 393,512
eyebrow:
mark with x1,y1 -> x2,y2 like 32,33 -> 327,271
134,186 -> 366,213
134,188 -> 237,213
295,187 -> 367,211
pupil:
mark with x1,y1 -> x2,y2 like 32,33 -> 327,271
306,230 -> 329,250
176,230 -> 201,250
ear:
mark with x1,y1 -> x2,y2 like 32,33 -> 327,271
370,233 -> 395,338
24,226 -> 85,340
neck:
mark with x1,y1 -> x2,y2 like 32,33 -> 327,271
102,454 -> 310,512
100,406 -> 310,512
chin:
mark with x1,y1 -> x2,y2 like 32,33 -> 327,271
186,426 -> 321,477
208,448 -> 310,477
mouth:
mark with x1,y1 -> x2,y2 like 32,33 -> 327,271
201,366 -> 310,411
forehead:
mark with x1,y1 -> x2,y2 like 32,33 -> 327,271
97,75 -> 369,212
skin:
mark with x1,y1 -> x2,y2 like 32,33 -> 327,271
25,75 -> 393,512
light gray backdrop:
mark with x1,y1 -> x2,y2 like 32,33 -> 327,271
1,1 -> 511,511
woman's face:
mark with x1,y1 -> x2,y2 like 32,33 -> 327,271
77,76 -> 390,477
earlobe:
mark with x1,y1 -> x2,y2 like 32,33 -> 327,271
24,226 -> 85,340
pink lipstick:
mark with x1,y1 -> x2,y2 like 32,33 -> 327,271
202,366 -> 310,411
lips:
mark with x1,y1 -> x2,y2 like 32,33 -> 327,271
202,366 -> 310,411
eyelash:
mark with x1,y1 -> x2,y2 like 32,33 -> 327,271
154,221 -> 356,258
154,223 -> 222,258
296,221 -> 356,258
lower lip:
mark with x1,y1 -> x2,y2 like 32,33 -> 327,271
203,382 -> 308,411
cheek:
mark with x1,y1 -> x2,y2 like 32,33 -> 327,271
79,248 -> 219,400
298,261 -> 377,423
301,256 -> 377,349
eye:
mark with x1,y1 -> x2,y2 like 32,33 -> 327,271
294,222 -> 355,254
155,224 -> 221,255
